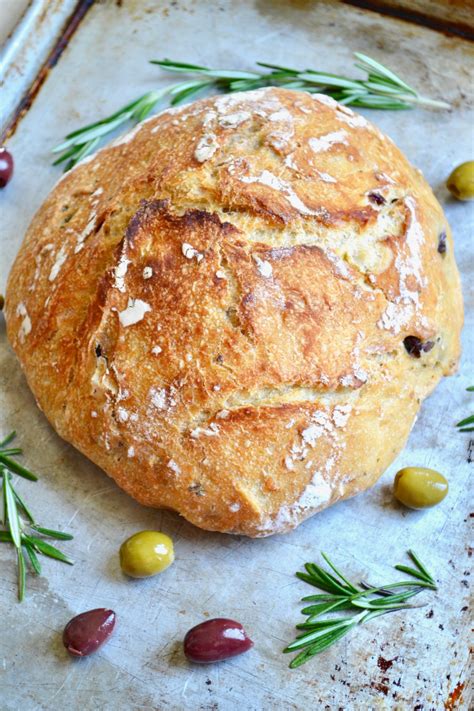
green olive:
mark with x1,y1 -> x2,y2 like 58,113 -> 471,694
119,531 -> 174,578
393,467 -> 448,510
446,161 -> 474,201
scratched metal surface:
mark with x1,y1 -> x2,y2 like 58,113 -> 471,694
0,0 -> 79,130
0,1 -> 472,709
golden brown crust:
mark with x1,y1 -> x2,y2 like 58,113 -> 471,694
5,88 -> 463,536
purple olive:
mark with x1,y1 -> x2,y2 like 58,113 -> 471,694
367,191 -> 386,206
63,608 -> 116,657
437,231 -> 447,255
0,147 -> 13,188
184,618 -> 253,664
403,336 -> 435,358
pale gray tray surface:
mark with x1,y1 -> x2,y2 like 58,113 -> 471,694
0,1 -> 472,709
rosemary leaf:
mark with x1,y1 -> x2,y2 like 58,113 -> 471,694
52,142 -> 86,167
0,452 -> 38,482
228,78 -> 267,92
195,69 -> 262,80
256,61 -> 300,75
52,116 -> 127,153
296,618 -> 348,631
297,72 -> 362,90
150,59 -> 214,72
0,431 -> 17,448
320,551 -> 358,593
300,599 -> 352,617
354,52 -> 416,95
133,101 -> 157,123
351,596 -> 419,610
289,624 -> 356,668
30,524 -> 74,541
23,535 -> 74,565
3,473 -> 21,548
304,563 -> 354,595
394,564 -> 432,584
456,414 -> 474,428
349,95 -> 411,109
64,139 -> 100,171
285,614 -> 362,652
151,60 -> 260,80
17,549 -> 26,602
170,80 -> 213,106
363,80 -> 417,96
23,542 -> 42,575
304,603 -> 357,624
407,549 -> 435,584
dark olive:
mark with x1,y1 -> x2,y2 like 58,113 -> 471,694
437,231 -> 447,255
184,618 -> 253,663
63,608 -> 116,657
403,336 -> 434,358
0,147 -> 14,188
367,191 -> 386,205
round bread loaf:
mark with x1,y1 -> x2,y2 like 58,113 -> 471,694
5,88 -> 463,537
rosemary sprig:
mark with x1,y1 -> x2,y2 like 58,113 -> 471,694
0,432 -> 73,601
52,52 -> 450,170
456,386 -> 474,433
284,550 -> 436,668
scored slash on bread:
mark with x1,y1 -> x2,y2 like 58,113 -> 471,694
5,88 -> 463,536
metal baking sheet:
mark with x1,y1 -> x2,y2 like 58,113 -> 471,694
0,0 -> 80,130
0,1 -> 472,709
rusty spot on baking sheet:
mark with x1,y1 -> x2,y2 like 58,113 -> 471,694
1,0 -> 95,143
377,655 -> 397,672
342,1 -> 474,40
371,680 -> 389,696
444,681 -> 464,710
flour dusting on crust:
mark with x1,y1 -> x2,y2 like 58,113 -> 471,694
5,86 -> 462,539
118,298 -> 151,327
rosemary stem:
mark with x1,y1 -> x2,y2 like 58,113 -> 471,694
1,432 -> 73,601
51,52 -> 451,170
362,580 -> 437,591
286,551 -> 437,667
